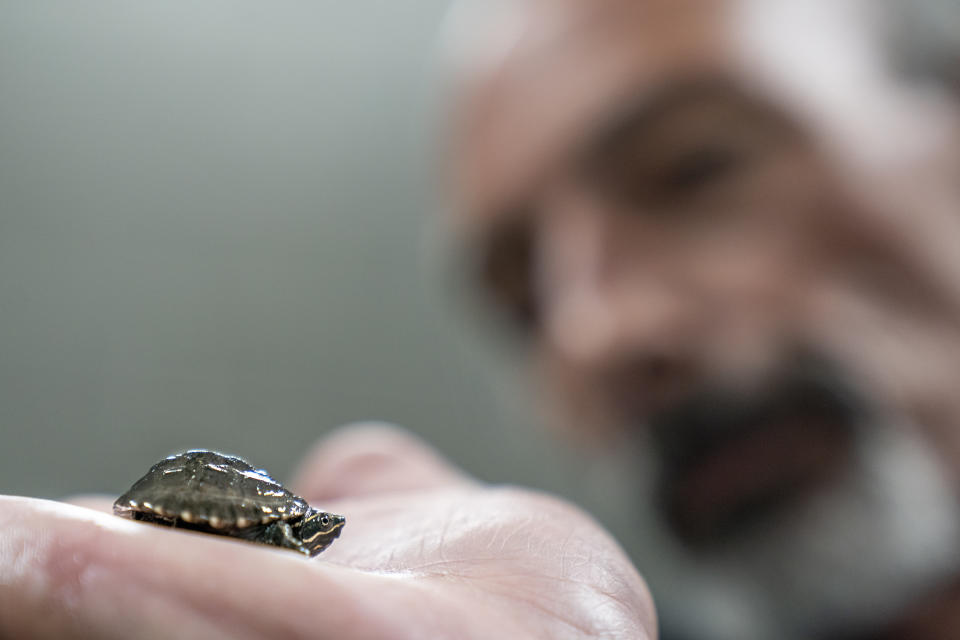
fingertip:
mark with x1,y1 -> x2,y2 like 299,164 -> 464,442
292,422 -> 474,502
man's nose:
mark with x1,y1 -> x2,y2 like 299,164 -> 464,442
538,207 -> 699,411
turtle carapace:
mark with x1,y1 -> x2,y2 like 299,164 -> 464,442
113,450 -> 344,557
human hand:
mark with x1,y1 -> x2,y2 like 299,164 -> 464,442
0,424 -> 655,639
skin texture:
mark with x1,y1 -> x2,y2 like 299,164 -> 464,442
0,424 -> 655,640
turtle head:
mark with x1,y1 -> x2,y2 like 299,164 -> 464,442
298,508 -> 346,556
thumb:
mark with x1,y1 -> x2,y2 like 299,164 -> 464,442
291,422 -> 475,502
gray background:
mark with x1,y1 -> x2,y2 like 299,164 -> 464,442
0,0 -> 580,497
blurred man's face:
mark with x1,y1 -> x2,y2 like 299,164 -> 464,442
445,0 -> 960,637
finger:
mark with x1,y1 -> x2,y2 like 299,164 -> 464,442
291,422 -> 475,502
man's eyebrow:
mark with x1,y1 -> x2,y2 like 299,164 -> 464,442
577,77 -> 747,166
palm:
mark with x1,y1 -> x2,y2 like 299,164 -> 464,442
0,425 -> 655,639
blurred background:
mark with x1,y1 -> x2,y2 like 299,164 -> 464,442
16,6 -> 956,640
0,1 -> 586,500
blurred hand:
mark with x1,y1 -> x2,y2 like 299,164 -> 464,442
0,424 -> 655,639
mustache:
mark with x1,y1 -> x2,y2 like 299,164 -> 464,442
650,356 -> 864,469
646,352 -> 867,546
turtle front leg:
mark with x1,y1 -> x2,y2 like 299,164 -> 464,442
258,520 -> 310,555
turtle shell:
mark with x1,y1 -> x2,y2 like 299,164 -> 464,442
114,450 -> 308,530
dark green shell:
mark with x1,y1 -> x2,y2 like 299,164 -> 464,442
114,450 -> 308,530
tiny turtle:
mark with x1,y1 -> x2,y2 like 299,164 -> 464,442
114,450 -> 344,557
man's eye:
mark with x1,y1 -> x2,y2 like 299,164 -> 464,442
474,217 -> 540,336
606,139 -> 749,208
656,143 -> 744,195
579,86 -> 791,211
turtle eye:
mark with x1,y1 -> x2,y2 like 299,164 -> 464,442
320,514 -> 330,527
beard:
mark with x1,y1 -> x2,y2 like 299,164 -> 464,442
705,416 -> 960,640
580,354 -> 960,640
